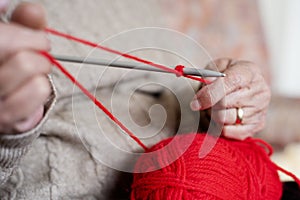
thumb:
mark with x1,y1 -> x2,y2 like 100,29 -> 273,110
11,2 -> 47,30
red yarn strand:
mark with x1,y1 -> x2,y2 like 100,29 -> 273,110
276,164 -> 300,187
43,28 -> 210,150
249,138 -> 274,156
43,28 -> 300,188
45,28 -> 209,84
249,138 -> 300,188
175,65 -> 211,84
40,51 -> 149,151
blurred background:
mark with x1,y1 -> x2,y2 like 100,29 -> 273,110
259,0 -> 300,98
258,0 -> 300,182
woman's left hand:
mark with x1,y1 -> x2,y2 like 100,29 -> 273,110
190,58 -> 271,140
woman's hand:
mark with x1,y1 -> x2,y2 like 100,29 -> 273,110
190,58 -> 271,140
0,2 -> 51,134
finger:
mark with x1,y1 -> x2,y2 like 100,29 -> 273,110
191,62 -> 255,110
190,78 -> 225,110
0,51 -> 52,97
221,86 -> 257,108
0,76 -> 50,124
211,108 -> 235,125
0,23 -> 50,60
14,105 -> 44,133
0,105 -> 44,134
222,120 -> 265,140
226,92 -> 270,112
222,124 -> 257,140
201,59 -> 235,83
205,58 -> 236,72
211,107 -> 261,125
224,80 -> 270,110
11,2 -> 47,30
211,79 -> 269,110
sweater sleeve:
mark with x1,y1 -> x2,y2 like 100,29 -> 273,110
0,76 -> 56,186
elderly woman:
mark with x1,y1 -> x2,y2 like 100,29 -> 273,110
0,1 -> 271,199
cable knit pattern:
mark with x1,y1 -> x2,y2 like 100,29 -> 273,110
0,77 -> 56,198
0,0 -> 267,199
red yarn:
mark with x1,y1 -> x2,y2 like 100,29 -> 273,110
40,51 -> 149,151
43,28 -> 210,150
45,28 -> 210,84
42,28 -> 300,198
131,133 -> 283,200
174,65 -> 185,77
175,65 -> 211,84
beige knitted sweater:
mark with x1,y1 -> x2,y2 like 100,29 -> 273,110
0,1 -> 205,199
0,0 -> 269,199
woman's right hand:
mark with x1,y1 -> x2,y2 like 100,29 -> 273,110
191,58 -> 271,140
0,2 -> 52,134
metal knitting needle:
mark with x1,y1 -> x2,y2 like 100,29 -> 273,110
53,55 -> 226,77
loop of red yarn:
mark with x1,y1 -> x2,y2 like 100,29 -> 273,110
131,133 -> 283,200
175,65 -> 185,77
174,65 -> 211,84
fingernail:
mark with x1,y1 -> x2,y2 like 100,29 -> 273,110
0,0 -> 9,12
190,100 -> 201,111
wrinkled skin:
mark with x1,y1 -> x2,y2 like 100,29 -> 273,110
191,58 -> 271,140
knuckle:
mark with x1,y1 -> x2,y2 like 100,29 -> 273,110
14,52 -> 34,73
205,90 -> 218,107
203,80 -> 225,107
207,58 -> 234,71
225,73 -> 242,91
14,52 -> 52,75
16,29 -> 50,51
196,88 -> 211,105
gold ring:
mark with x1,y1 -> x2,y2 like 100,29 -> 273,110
235,107 -> 244,125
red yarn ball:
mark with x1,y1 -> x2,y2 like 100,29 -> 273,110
131,133 -> 282,200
